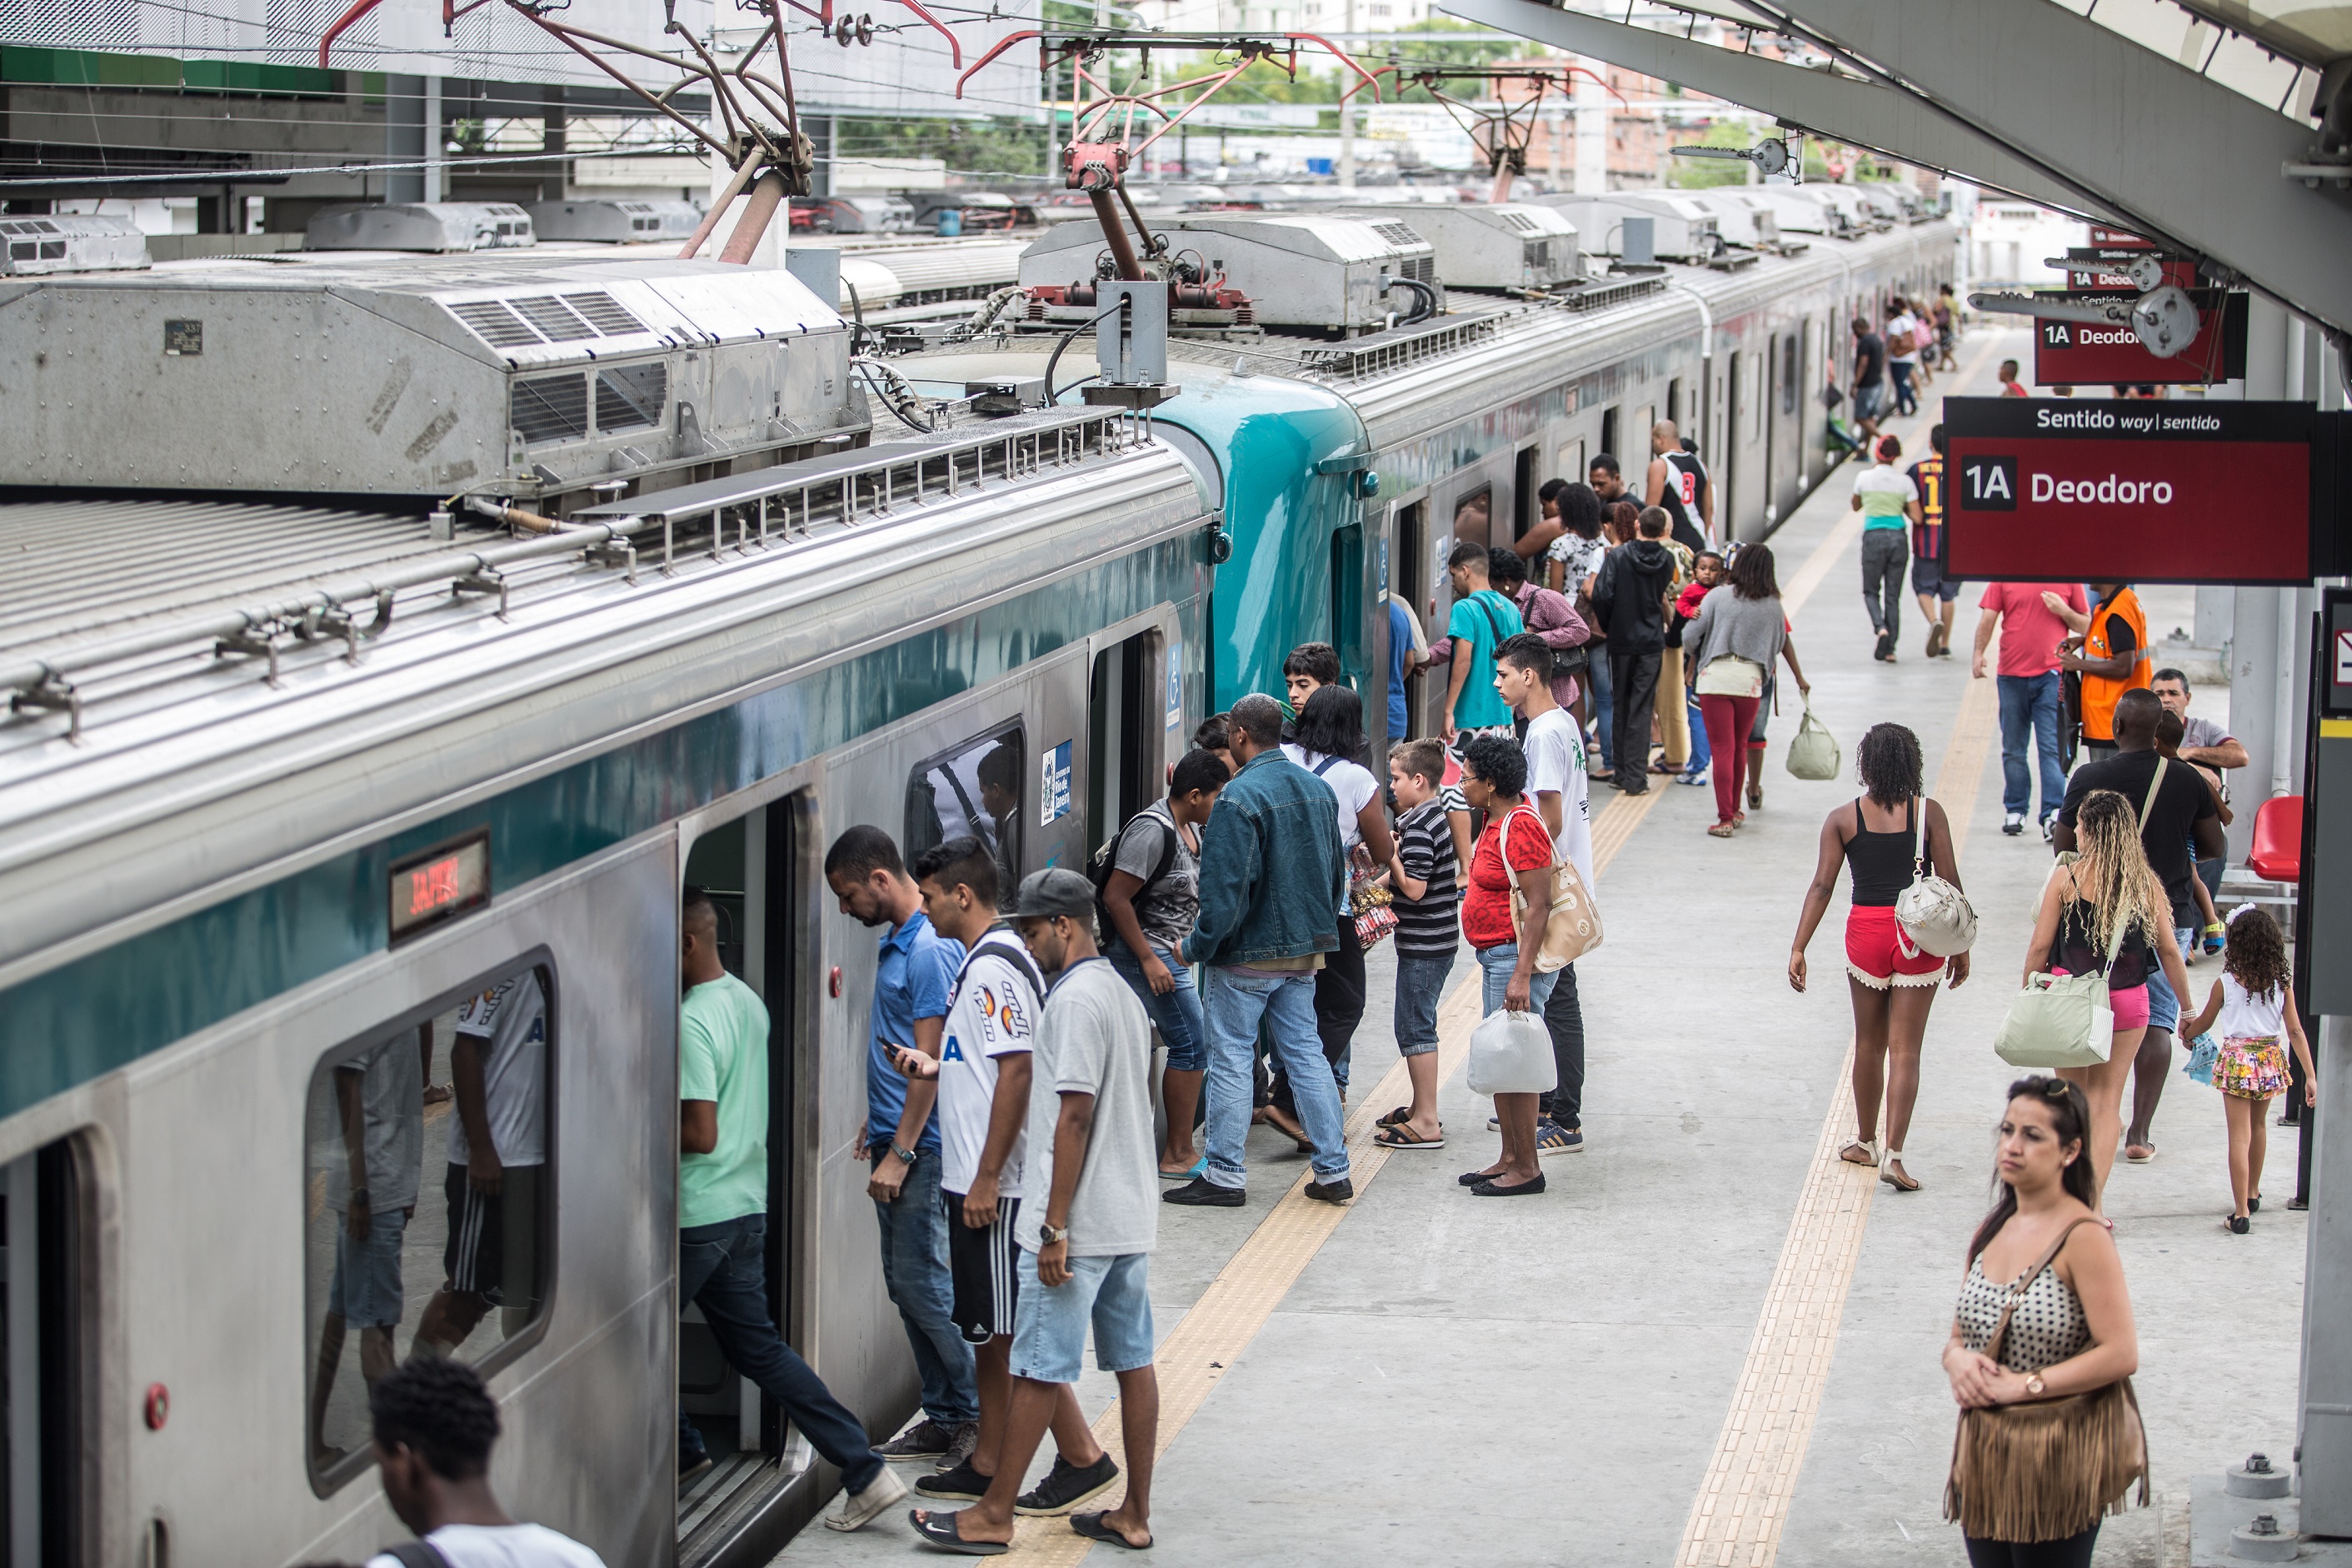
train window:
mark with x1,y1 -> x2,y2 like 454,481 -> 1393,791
1635,404 -> 1655,455
1598,406 -> 1619,463
1555,439 -> 1584,489
905,725 -> 1024,909
1450,485 -> 1492,550
1665,380 -> 1682,428
302,961 -> 555,1496
1780,336 -> 1799,417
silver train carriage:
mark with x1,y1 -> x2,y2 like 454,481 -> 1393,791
0,409 -> 1216,1568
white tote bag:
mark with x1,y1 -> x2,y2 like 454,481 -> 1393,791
1466,1008 -> 1557,1096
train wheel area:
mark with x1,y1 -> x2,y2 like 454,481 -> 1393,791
764,329 -> 2307,1568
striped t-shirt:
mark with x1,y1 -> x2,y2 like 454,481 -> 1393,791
1393,799 -> 1460,956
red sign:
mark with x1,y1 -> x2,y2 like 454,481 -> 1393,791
1945,397 -> 2316,585
2032,290 -> 2248,386
387,828 -> 492,943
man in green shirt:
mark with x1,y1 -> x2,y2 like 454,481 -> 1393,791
1440,540 -> 1526,742
677,888 -> 905,1531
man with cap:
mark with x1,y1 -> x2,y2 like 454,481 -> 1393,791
909,868 -> 1160,1555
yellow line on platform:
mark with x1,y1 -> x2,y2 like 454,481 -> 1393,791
1008,782 -> 1659,1562
1671,637 -> 2003,1568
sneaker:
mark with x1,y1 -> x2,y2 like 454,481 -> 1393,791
1015,1453 -> 1121,1516
823,1466 -> 908,1531
916,1460 -> 991,1501
1162,1176 -> 1244,1207
1304,1176 -> 1355,1204
939,1421 -> 979,1472
2040,816 -> 2055,843
877,1418 -> 956,1462
1486,1113 -> 1501,1130
2002,811 -> 2025,836
1534,1119 -> 1584,1156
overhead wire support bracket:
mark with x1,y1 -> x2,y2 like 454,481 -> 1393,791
1370,61 -> 1625,202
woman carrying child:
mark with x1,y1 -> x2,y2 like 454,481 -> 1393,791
2178,906 -> 2316,1232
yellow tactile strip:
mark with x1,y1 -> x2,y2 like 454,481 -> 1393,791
998,783 -> 1657,1562
1672,629 -> 2004,1568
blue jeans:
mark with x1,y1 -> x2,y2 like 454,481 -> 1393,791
679,1214 -> 886,1494
1588,644 -> 1614,771
868,1144 -> 978,1426
1107,936 -> 1207,1072
1890,358 -> 1918,416
1201,966 -> 1350,1187
1476,941 -> 1559,1016
1996,672 -> 2065,821
1683,689 -> 1711,774
1391,950 -> 1456,1056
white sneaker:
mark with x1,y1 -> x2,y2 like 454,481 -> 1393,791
2002,811 -> 2025,836
824,1467 -> 908,1532
2040,816 -> 2055,843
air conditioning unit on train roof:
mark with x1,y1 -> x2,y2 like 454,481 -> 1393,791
0,252 -> 861,502
1017,212 -> 1439,332
1327,202 -> 1579,292
305,202 -> 537,252
1532,192 -> 1723,262
1740,186 -> 1845,237
1682,191 -> 1785,251
527,198 -> 704,244
0,214 -> 149,276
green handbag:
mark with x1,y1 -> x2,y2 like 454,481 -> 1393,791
1785,697 -> 1841,781
1994,905 -> 2129,1068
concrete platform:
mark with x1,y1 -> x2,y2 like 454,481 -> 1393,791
770,331 -> 2311,1568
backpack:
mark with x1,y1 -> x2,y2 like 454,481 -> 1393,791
1088,807 -> 1181,923
379,1546 -> 452,1568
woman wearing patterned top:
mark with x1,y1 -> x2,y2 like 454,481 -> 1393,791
1943,1076 -> 2142,1566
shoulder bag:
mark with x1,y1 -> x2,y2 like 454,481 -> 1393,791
1993,877 -> 2127,1068
1695,654 -> 1765,697
1945,1218 -> 2148,1543
1785,696 -> 1841,780
1895,796 -> 1978,956
1501,806 -> 1603,972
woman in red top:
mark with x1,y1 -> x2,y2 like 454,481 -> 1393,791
1455,732 -> 1560,1198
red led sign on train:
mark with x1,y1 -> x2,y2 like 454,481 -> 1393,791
1945,397 -> 2317,585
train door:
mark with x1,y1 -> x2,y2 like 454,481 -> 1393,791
677,796 -> 809,1560
1391,498 -> 1430,739
1511,446 -> 1539,542
1763,333 -> 1781,526
2,1137 -> 92,1568
1722,354 -> 1742,542
1598,406 -> 1620,467
1089,627 -> 1165,841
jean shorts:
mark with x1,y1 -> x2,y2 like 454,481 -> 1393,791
328,1204 -> 410,1328
1853,381 -> 1885,421
1010,1250 -> 1155,1384
1910,558 -> 1961,602
2144,941 -> 2186,1035
1391,951 -> 1456,1057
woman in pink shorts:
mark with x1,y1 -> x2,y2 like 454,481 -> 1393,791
1788,723 -> 1971,1193
2023,788 -> 2192,1206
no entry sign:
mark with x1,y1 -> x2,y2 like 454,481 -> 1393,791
2033,289 -> 2249,386
1945,397 -> 2319,584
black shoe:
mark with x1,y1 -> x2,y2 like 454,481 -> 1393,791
1874,631 -> 1894,661
916,1460 -> 991,1501
2228,1214 -> 2250,1234
1458,1167 -> 1505,1186
938,1421 -> 979,1472
1015,1452 -> 1121,1516
1471,1173 -> 1548,1196
2248,1196 -> 2261,1212
1304,1177 -> 1354,1204
1162,1176 -> 1244,1207
877,1418 -> 956,1461
1615,779 -> 1650,796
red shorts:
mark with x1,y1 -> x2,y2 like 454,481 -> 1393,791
1844,906 -> 1947,989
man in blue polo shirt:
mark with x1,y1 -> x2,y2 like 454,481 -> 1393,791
825,825 -> 978,1467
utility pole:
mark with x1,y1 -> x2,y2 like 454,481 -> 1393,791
1336,0 -> 1356,187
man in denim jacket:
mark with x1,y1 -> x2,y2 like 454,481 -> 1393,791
1163,693 -> 1354,1209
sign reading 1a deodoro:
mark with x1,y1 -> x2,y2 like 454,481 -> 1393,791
1945,397 -> 2319,585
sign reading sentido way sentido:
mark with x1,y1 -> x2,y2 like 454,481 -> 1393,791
1944,397 -> 2324,585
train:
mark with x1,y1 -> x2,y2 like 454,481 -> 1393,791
0,192 -> 1952,1568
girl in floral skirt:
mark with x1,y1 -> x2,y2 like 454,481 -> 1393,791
2179,906 -> 2316,1233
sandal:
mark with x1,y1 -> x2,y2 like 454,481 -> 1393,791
1746,781 -> 1764,809
909,1510 -> 1011,1556
1071,1512 -> 1153,1551
1373,1123 -> 1445,1150
1839,1138 -> 1880,1168
1707,821 -> 1737,838
2124,1142 -> 2155,1163
1879,1151 -> 1920,1192
1262,1106 -> 1316,1153
1376,1105 -> 1412,1128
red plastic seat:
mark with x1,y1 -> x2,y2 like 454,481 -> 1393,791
2246,795 -> 2303,885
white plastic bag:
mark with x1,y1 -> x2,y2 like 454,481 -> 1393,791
1466,1008 -> 1557,1096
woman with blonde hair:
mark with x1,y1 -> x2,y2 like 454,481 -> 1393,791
2021,790 -> 2192,1205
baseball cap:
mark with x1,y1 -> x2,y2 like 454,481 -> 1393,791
1014,867 -> 1095,921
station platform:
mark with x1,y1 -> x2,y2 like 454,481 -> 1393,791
773,330 -> 2306,1568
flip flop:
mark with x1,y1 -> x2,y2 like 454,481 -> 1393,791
1373,1123 -> 1445,1150
1375,1105 -> 1412,1128
1158,1158 -> 1206,1181
909,1510 -> 1011,1556
1071,1513 -> 1153,1551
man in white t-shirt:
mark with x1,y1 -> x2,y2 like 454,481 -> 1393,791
1885,299 -> 1921,417
414,968 -> 547,1356
1493,633 -> 1595,1157
364,1356 -> 607,1568
894,837 -> 1119,1516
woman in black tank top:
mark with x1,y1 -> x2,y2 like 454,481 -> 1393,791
1788,723 -> 1971,1193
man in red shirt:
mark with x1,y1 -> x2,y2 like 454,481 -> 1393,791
1997,359 -> 2028,397
1973,581 -> 2089,838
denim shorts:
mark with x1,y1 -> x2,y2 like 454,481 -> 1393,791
1009,1250 -> 1154,1384
1391,950 -> 1456,1057
328,1204 -> 409,1328
2142,932 -> 2190,1034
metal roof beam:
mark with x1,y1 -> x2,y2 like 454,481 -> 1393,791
1440,0 -> 2127,218
1744,0 -> 2352,333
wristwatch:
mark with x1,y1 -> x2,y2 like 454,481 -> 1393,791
889,1143 -> 917,1166
1038,1221 -> 1070,1246
2023,1373 -> 2047,1398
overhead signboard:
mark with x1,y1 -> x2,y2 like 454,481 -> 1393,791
1945,397 -> 2317,584
2033,289 -> 2249,386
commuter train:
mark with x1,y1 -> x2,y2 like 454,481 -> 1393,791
0,201 -> 1951,1568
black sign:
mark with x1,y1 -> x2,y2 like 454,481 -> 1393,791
388,827 -> 492,945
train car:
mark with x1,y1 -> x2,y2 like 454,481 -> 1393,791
0,247 -> 1220,1568
887,210 -> 1959,743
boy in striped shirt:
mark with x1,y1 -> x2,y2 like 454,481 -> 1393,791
1373,738 -> 1460,1151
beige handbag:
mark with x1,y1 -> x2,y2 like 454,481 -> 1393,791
1894,796 -> 1978,956
1501,806 -> 1603,972
1694,653 -> 1766,697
